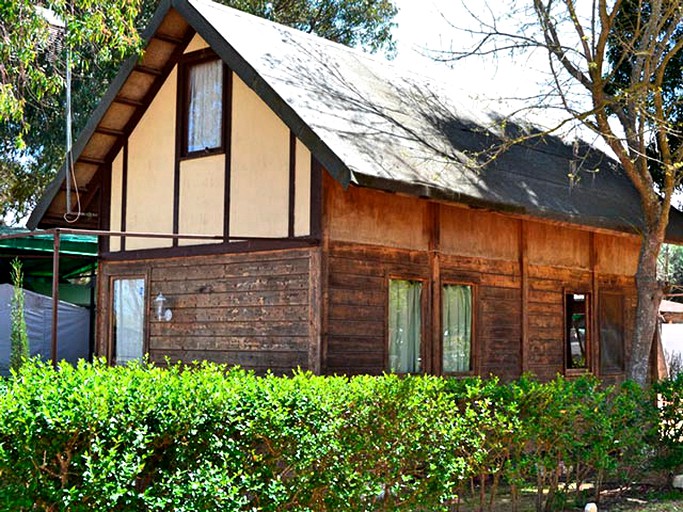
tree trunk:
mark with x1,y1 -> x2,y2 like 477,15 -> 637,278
628,229 -> 664,386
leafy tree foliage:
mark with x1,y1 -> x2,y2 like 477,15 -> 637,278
0,0 -> 143,222
606,0 -> 683,193
0,0 -> 397,221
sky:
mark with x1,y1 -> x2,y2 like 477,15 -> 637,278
391,1 -> 544,101
389,0 -> 611,151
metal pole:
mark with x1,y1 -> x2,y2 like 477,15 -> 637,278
51,230 -> 60,369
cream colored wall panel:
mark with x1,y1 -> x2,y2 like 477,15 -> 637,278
125,68 -> 176,250
230,75 -> 289,237
184,34 -> 209,53
294,139 -> 311,236
440,205 -> 519,261
178,154 -> 225,245
527,220 -> 590,269
109,149 -> 123,252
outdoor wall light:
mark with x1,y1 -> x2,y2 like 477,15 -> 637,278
154,292 -> 173,322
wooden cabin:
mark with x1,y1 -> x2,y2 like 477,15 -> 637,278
28,0 -> 683,382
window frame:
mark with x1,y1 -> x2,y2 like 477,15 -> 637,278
598,291 -> 626,375
385,275 -> 429,375
178,49 -> 227,160
563,289 -> 592,374
107,272 -> 150,365
440,280 -> 476,376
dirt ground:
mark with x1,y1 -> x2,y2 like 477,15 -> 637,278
453,485 -> 683,511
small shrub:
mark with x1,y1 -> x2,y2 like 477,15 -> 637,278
9,258 -> 29,372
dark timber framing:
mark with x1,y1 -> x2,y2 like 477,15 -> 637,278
120,141 -> 129,251
310,158 -> 323,239
223,68 -> 233,241
289,131 -> 297,238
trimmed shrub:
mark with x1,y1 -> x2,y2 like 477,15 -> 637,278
0,360 -> 672,511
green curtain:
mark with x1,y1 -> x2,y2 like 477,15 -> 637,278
442,284 -> 472,373
388,280 -> 422,373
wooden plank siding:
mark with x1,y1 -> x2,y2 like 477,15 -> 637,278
97,246 -> 321,374
322,173 -> 640,382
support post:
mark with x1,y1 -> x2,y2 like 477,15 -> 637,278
51,230 -> 61,369
520,220 -> 529,374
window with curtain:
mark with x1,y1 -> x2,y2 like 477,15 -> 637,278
112,277 -> 145,365
388,279 -> 422,373
185,58 -> 223,154
600,293 -> 625,373
442,284 -> 473,373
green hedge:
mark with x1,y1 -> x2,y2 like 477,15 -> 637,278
0,360 -> 676,511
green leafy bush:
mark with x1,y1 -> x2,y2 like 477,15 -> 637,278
0,360 -> 675,511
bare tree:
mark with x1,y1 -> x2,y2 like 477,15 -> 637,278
444,0 -> 683,385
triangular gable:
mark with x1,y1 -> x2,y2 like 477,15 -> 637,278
28,0 -> 350,230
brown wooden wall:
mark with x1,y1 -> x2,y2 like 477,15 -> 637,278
322,173 -> 639,382
97,246 -> 321,374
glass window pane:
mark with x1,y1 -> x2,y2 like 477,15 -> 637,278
388,280 -> 422,373
187,59 -> 223,153
566,293 -> 589,369
600,294 -> 625,373
112,278 -> 145,365
442,284 -> 472,373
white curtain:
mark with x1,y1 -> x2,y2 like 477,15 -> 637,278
388,280 -> 422,373
187,59 -> 222,152
442,284 -> 472,373
113,278 -> 145,365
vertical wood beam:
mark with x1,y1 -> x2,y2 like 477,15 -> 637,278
51,231 -> 61,369
310,158 -> 323,239
308,248 -> 323,374
288,131 -> 296,238
223,68 -> 233,241
320,173 -> 330,374
590,231 -> 599,375
172,62 -> 183,247
99,164 -> 112,254
429,202 -> 441,375
520,220 -> 529,375
120,140 -> 129,251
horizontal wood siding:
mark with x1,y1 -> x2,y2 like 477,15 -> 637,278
323,178 -> 639,382
441,253 -> 521,381
477,286 -> 522,380
323,243 -> 429,375
324,242 -> 522,380
526,265 -> 592,381
98,247 -> 319,374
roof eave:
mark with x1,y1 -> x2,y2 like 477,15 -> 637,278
28,0 -> 176,230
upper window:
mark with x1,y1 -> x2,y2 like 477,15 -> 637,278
599,293 -> 625,374
565,292 -> 590,370
181,56 -> 224,156
388,279 -> 423,373
442,284 -> 473,373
